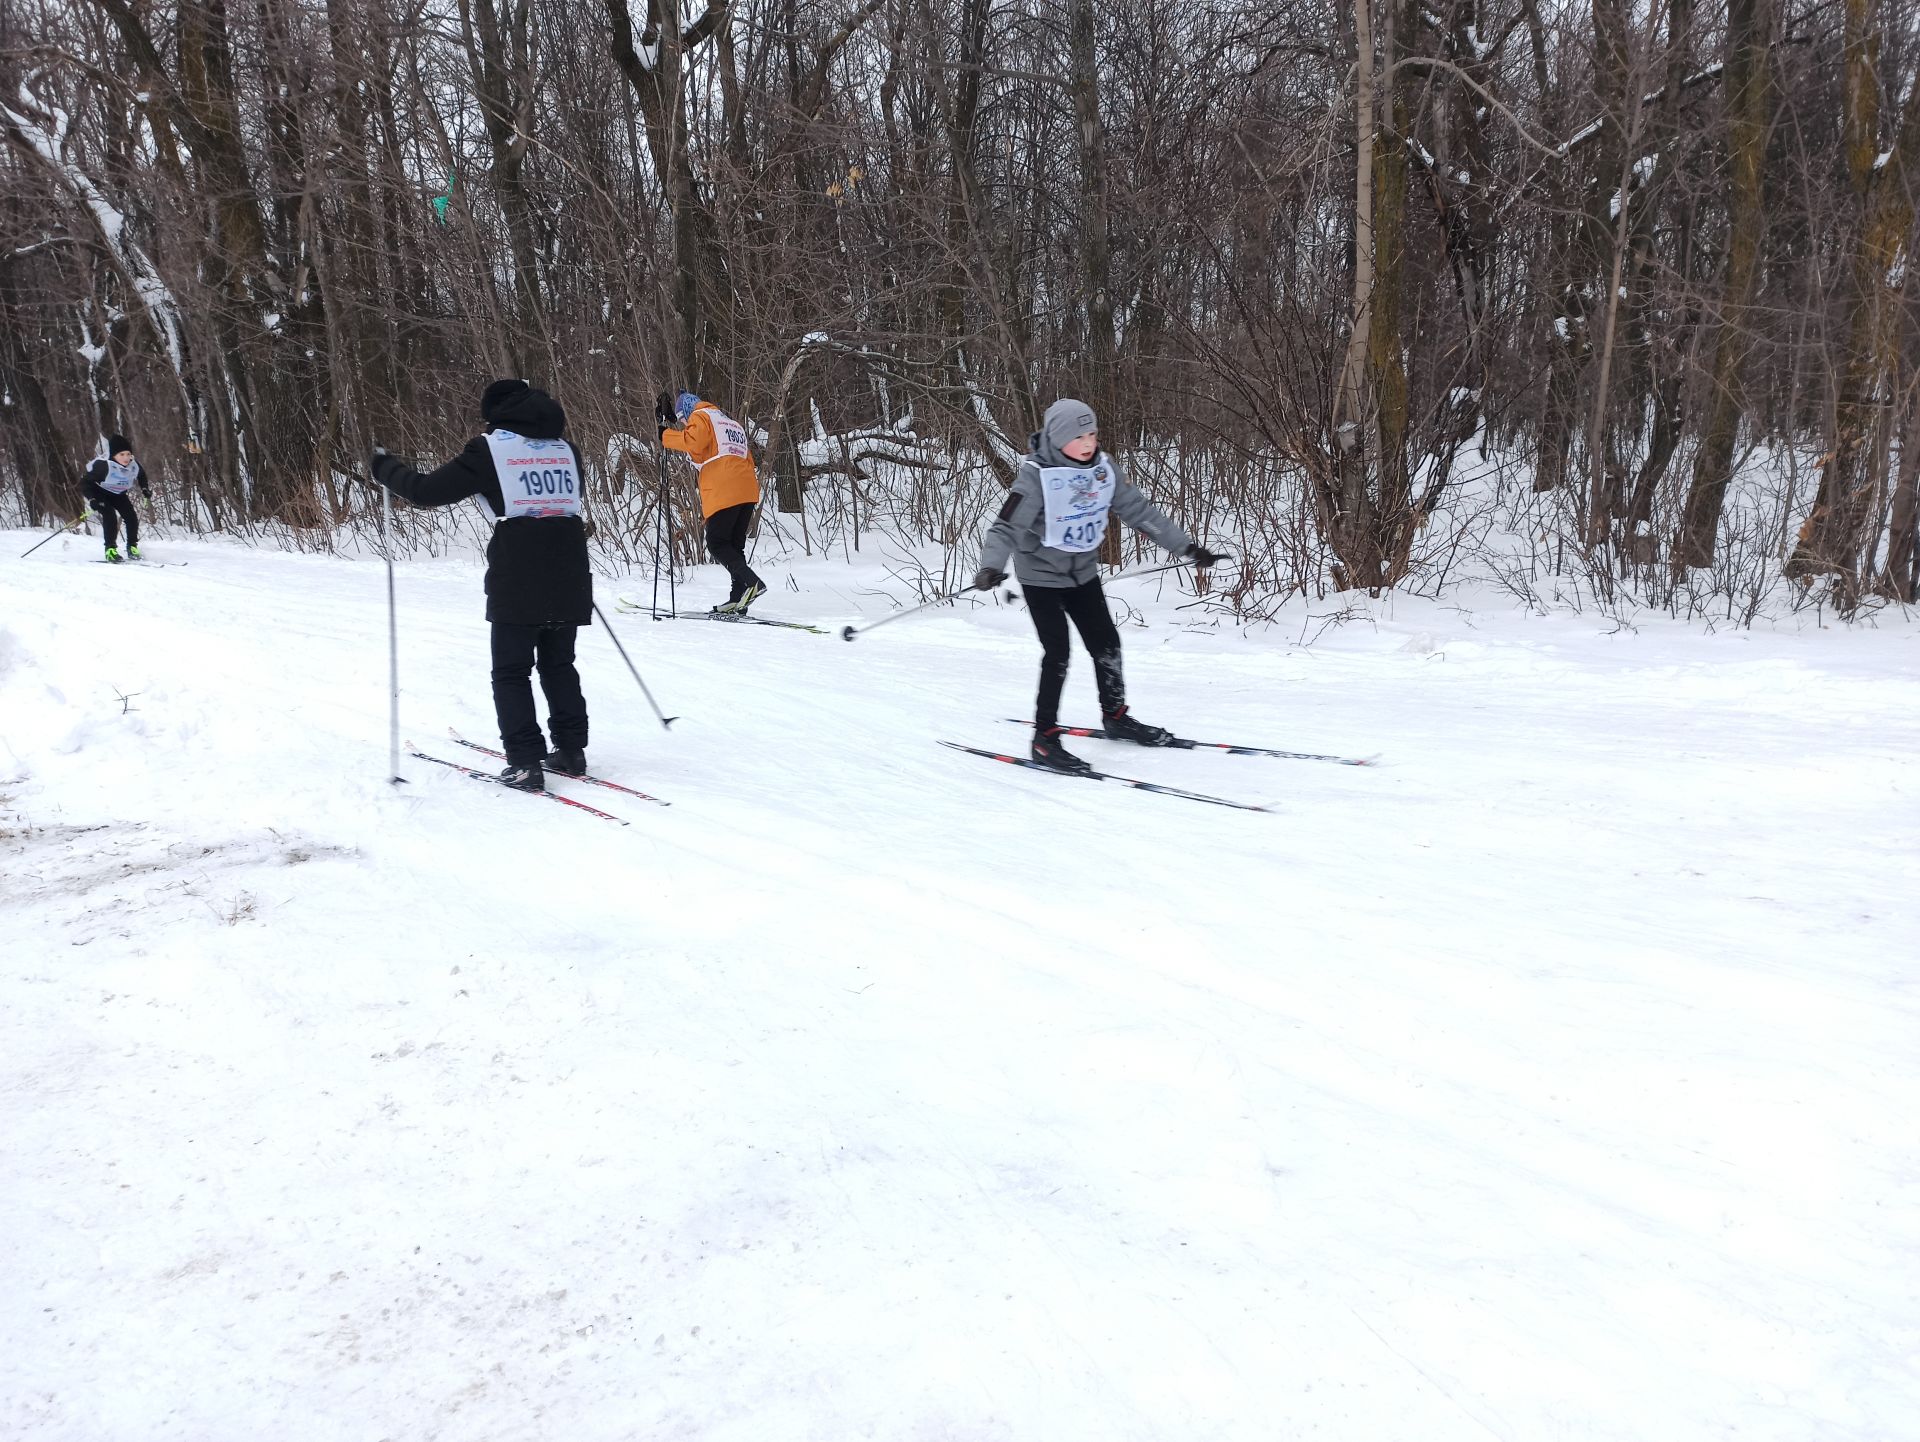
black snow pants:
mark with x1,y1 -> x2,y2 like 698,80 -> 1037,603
491,622 -> 588,765
1024,578 -> 1125,731
85,483 -> 139,551
704,502 -> 765,603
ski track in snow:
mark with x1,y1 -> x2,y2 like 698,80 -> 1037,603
2,531 -> 1918,1441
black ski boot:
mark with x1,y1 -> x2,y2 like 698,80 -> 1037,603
1103,705 -> 1179,746
1031,725 -> 1094,776
544,746 -> 587,777
498,761 -> 544,792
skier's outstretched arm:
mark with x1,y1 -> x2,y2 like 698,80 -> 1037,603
1108,462 -> 1192,556
371,440 -> 494,509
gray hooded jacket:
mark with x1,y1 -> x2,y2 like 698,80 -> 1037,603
979,429 -> 1191,589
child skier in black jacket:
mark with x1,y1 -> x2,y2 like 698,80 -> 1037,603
82,434 -> 151,562
371,379 -> 592,792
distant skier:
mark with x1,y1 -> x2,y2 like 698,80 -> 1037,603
371,379 -> 592,792
657,390 -> 767,613
83,434 -> 151,562
972,398 -> 1224,775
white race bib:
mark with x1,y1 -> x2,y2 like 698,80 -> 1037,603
699,407 -> 752,467
486,430 -> 581,519
102,457 -> 139,495
1038,455 -> 1116,553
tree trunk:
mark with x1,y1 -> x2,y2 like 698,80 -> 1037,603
1786,0 -> 1920,586
1326,0 -> 1379,589
605,0 -> 737,398
1370,0 -> 1415,583
1068,0 -> 1121,561
1880,373 -> 1920,601
1674,0 -> 1774,571
464,0 -> 543,370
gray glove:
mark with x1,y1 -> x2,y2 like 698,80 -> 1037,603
972,566 -> 1006,591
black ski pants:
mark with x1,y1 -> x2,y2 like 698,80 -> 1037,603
85,483 -> 139,551
1025,578 -> 1125,730
704,502 -> 765,603
491,622 -> 588,765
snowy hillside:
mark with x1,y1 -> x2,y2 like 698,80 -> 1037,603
3,530 -> 1918,1441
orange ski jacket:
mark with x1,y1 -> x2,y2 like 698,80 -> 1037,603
662,401 -> 760,518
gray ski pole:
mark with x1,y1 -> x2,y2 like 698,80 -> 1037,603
666,475 -> 678,616
594,602 -> 677,728
19,512 -> 91,559
651,472 -> 665,619
380,475 -> 406,785
839,583 -> 992,642
838,552 -> 1215,643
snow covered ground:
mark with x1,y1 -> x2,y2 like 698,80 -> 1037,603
3,528 -> 1917,1441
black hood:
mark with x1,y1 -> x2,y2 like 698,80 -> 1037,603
488,387 -> 567,441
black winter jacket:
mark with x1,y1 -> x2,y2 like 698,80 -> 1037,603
82,457 -> 149,506
371,389 -> 593,627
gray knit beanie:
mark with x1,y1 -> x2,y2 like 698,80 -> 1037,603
1041,398 -> 1098,456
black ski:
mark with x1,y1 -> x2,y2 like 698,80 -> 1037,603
405,744 -> 628,824
1005,719 -> 1376,767
941,741 -> 1272,813
448,731 -> 670,806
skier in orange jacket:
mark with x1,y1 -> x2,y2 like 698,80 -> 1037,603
658,390 -> 766,613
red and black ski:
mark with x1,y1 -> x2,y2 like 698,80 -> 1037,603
448,731 -> 670,806
406,745 -> 628,824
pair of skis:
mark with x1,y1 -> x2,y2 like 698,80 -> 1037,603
941,722 -> 1378,814
410,723 -> 1369,825
615,597 -> 828,635
405,731 -> 668,824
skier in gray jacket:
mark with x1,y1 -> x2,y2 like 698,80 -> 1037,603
974,397 -> 1224,775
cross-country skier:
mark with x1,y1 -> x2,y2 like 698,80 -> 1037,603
657,390 -> 767,613
972,398 -> 1224,776
371,379 -> 592,792
83,434 -> 151,562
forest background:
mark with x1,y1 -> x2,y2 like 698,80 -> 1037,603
3,0 -> 1918,622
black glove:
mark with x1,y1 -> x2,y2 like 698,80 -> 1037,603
138,481 -> 151,497
655,393 -> 676,429
972,566 -> 1007,591
1186,543 -> 1227,567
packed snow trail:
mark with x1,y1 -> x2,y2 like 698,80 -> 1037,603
3,530 -> 1918,1442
